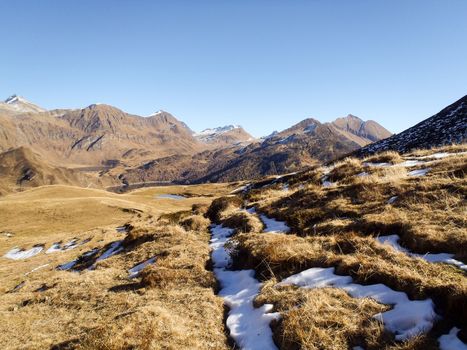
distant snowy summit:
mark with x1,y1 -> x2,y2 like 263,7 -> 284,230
0,94 -> 46,114
194,125 -> 255,145
194,125 -> 241,137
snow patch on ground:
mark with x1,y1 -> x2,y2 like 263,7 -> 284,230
216,268 -> 280,349
156,194 -> 186,200
46,239 -> 79,254
4,245 -> 44,260
25,264 -> 49,276
419,152 -> 467,160
278,267 -> 437,341
210,224 -> 280,349
387,196 -> 398,204
363,162 -> 391,167
96,241 -> 123,261
259,214 -> 290,234
408,168 -> 431,176
45,243 -> 62,254
438,327 -> 467,350
57,260 -> 78,271
377,235 -> 467,271
116,226 -> 129,233
128,257 -> 156,278
210,225 -> 235,269
230,184 -> 251,194
398,160 -> 426,167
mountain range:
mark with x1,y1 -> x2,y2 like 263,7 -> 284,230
1,93 -> 465,193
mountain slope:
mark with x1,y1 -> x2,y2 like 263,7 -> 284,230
0,101 -> 204,167
0,147 -> 105,194
123,116 -> 389,184
355,95 -> 467,156
330,114 -> 392,146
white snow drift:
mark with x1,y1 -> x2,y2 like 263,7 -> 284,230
4,246 -> 44,260
210,224 -> 280,350
377,235 -> 467,271
128,257 -> 156,278
259,214 -> 290,234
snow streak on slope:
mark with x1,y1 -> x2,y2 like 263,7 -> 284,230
210,225 -> 280,349
377,235 -> 467,271
128,257 -> 156,278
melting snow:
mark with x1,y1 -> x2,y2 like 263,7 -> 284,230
156,194 -> 186,200
259,214 -> 290,234
57,260 -> 78,271
419,152 -> 467,159
46,243 -> 62,254
398,160 -> 426,167
25,264 -> 49,276
210,225 -> 235,269
230,184 -> 251,194
322,180 -> 334,188
377,235 -> 467,271
438,327 -> 467,350
216,268 -> 280,350
278,267 -> 437,341
210,224 -> 280,349
96,241 -> 123,261
357,172 -> 369,177
408,168 -> 431,177
363,162 -> 391,167
46,238 -> 90,254
4,245 -> 44,260
387,196 -> 398,204
128,257 -> 156,278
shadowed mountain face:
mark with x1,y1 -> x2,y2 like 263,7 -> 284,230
0,147 -> 112,195
354,95 -> 467,156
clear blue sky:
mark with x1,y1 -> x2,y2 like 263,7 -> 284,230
1,1 -> 466,137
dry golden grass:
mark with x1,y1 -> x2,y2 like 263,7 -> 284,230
407,143 -> 467,157
257,284 -> 391,350
0,183 -> 234,350
328,157 -> 365,183
364,151 -> 404,164
0,219 -> 229,350
205,195 -> 243,223
222,210 -> 264,234
180,214 -> 211,232
227,145 -> 467,349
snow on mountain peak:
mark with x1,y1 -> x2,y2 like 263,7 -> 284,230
2,95 -> 46,113
5,95 -> 21,104
149,110 -> 164,117
194,125 -> 241,137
